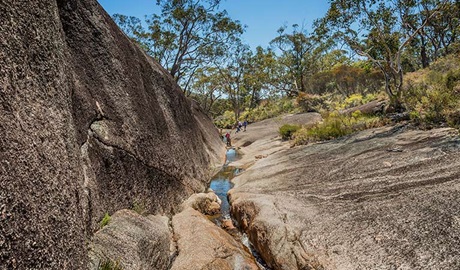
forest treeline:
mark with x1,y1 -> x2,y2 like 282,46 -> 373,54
113,0 -> 460,130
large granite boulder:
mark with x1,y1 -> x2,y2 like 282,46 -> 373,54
230,124 -> 460,269
171,207 -> 259,270
0,0 -> 225,268
88,210 -> 170,270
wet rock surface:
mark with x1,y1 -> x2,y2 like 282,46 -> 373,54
230,119 -> 460,269
0,0 -> 225,268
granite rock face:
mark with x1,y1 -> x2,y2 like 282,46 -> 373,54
0,0 -> 225,268
170,206 -> 259,270
88,210 -> 171,270
230,123 -> 460,270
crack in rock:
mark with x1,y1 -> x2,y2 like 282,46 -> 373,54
87,120 -> 191,190
167,215 -> 179,269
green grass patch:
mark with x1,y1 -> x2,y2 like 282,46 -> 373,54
99,212 -> 111,229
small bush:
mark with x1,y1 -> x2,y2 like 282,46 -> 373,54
293,112 -> 385,145
215,98 -> 302,128
321,92 -> 383,112
344,94 -> 364,108
98,259 -> 123,270
296,93 -> 324,112
99,212 -> 111,229
279,124 -> 301,140
214,110 -> 236,129
242,99 -> 301,123
404,66 -> 460,128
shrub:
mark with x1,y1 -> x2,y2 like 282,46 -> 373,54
296,93 -> 324,112
214,110 -> 236,129
344,94 -> 364,108
98,259 -> 123,270
279,124 -> 301,140
215,98 -> 302,128
293,112 -> 385,145
321,92 -> 383,112
99,212 -> 111,229
403,64 -> 460,128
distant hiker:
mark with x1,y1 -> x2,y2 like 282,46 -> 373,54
243,120 -> 247,131
225,132 -> 231,146
236,121 -> 242,133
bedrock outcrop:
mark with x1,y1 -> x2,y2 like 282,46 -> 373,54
88,210 -> 171,270
230,120 -> 460,269
170,191 -> 259,270
0,0 -> 225,268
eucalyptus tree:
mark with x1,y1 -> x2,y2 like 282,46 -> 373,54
241,46 -> 277,108
400,0 -> 459,68
190,67 -> 225,115
113,0 -> 244,94
315,0 -> 450,111
422,0 -> 460,59
213,42 -> 252,120
270,24 -> 318,95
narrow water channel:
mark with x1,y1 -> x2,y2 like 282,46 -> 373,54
209,148 -> 239,224
209,148 -> 271,270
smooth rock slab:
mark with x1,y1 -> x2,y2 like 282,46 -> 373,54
230,125 -> 460,270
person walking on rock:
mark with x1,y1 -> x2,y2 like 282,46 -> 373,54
225,132 -> 231,147
243,120 -> 247,131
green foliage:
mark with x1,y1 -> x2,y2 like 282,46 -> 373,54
241,99 -> 300,122
279,124 -> 301,140
343,93 -> 378,109
98,259 -> 123,270
317,92 -> 383,112
296,93 -> 324,112
403,54 -> 460,128
214,98 -> 301,128
113,0 -> 244,91
344,94 -> 365,108
316,0 -> 457,107
99,213 -> 111,229
270,24 -> 317,94
293,111 -> 385,144
214,110 -> 236,129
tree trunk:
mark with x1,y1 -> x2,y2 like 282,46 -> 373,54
420,35 -> 429,68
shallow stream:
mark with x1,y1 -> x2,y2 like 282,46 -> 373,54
208,148 -> 271,270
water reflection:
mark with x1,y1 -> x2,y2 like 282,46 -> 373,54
210,166 -> 237,219
225,148 -> 238,163
208,149 -> 271,270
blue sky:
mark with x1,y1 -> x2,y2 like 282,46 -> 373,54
97,0 -> 330,49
